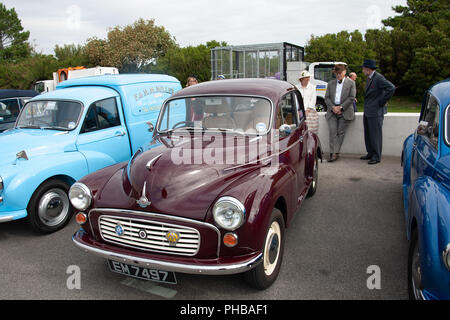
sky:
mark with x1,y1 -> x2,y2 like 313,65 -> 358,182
3,0 -> 407,55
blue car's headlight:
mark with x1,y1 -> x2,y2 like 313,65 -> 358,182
443,244 -> 450,271
0,176 -> 3,191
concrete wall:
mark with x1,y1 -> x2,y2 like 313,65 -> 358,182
317,112 -> 420,157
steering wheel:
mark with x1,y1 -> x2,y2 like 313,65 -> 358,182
172,120 -> 194,130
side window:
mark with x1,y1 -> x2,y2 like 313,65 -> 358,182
293,91 -> 305,121
81,98 -> 121,133
418,94 -> 439,147
277,93 -> 298,136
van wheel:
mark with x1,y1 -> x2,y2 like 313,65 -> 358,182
315,100 -> 326,112
244,208 -> 285,290
27,179 -> 73,234
307,156 -> 318,197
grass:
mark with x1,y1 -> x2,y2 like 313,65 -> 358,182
356,95 -> 421,113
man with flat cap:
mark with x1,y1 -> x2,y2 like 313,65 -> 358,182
360,59 -> 395,164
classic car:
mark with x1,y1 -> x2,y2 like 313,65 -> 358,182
71,78 -> 322,289
401,78 -> 450,300
0,89 -> 38,132
0,74 -> 181,233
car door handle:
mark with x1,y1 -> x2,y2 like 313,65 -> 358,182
114,131 -> 126,137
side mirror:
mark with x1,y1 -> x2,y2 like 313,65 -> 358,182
146,121 -> 154,132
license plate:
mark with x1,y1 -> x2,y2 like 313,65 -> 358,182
107,260 -> 177,284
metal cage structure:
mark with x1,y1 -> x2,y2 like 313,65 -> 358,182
211,42 -> 304,81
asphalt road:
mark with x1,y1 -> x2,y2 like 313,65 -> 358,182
0,154 -> 409,300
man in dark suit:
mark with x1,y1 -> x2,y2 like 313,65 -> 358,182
360,59 -> 395,164
325,64 -> 356,162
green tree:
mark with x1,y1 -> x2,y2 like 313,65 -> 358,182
0,3 -> 32,62
54,43 -> 91,68
84,19 -> 176,73
381,0 -> 450,98
151,41 -> 227,85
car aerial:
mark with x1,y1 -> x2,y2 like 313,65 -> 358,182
0,74 -> 181,233
401,78 -> 450,300
71,78 -> 322,289
0,89 -> 38,132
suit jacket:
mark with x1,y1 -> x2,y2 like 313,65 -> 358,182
364,71 -> 395,118
325,78 -> 356,121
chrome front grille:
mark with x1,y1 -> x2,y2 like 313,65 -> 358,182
99,215 -> 200,256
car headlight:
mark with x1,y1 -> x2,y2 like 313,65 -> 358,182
213,196 -> 246,231
69,182 -> 92,211
443,244 -> 450,271
0,176 -> 3,192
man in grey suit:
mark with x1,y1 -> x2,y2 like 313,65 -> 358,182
360,59 -> 395,164
325,64 -> 356,162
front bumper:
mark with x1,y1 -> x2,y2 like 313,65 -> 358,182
72,229 -> 263,275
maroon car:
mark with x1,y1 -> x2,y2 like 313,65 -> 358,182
70,78 -> 322,289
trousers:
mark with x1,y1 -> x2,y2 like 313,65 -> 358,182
327,113 -> 351,154
363,115 -> 384,161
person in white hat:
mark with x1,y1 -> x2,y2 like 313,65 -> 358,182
296,70 -> 319,135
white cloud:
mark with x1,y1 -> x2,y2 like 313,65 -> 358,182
2,0 -> 406,54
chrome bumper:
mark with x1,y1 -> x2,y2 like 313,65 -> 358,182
72,232 -> 263,276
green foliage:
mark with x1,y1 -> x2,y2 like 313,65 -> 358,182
84,19 -> 176,73
304,0 -> 450,100
150,40 -> 227,85
0,2 -> 32,62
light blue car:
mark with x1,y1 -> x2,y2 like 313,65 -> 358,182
0,74 -> 181,233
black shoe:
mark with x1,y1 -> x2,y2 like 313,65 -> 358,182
368,159 -> 380,164
360,154 -> 371,160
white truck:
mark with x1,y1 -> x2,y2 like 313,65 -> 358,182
287,61 -> 347,111
34,66 -> 119,93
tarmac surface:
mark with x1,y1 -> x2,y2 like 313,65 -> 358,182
0,154 -> 408,300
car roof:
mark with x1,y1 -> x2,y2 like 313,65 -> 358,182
171,78 -> 296,102
56,74 -> 180,89
0,89 -> 39,99
429,78 -> 450,106
29,86 -> 118,106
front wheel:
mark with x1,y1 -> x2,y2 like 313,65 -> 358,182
244,208 -> 285,290
27,179 -> 73,233
408,229 -> 424,300
307,155 -> 318,197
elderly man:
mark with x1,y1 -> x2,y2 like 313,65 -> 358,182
324,64 -> 356,162
360,59 -> 395,164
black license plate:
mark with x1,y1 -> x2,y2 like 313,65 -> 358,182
107,260 -> 177,284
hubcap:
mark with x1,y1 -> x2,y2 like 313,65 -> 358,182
38,188 -> 70,227
264,221 -> 281,276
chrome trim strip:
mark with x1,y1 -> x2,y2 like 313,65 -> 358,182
444,104 -> 449,146
0,215 -> 14,223
72,233 -> 262,275
98,215 -> 201,256
88,208 -> 222,257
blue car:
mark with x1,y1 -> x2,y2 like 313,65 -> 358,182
402,79 -> 450,300
0,74 -> 181,233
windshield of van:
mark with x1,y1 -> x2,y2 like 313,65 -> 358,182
16,100 -> 83,131
157,96 -> 272,135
